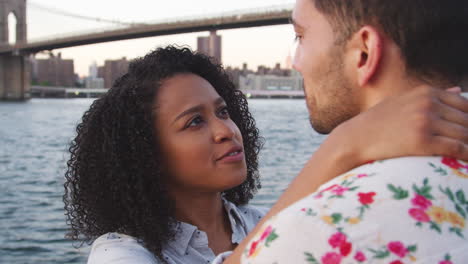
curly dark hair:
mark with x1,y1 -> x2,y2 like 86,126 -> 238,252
63,46 -> 263,261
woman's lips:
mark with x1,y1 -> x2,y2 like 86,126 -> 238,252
217,150 -> 244,163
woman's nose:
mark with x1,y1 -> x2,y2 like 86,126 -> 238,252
213,119 -> 235,143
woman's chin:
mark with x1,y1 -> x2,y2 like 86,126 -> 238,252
221,173 -> 248,192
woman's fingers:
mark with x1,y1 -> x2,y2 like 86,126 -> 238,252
429,136 -> 468,160
445,86 -> 462,93
432,117 -> 468,144
437,88 -> 468,113
434,100 -> 468,128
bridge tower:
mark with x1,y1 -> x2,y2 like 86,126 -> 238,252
0,0 -> 30,100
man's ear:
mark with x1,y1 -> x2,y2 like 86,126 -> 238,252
349,26 -> 383,86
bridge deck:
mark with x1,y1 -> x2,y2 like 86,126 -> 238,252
0,6 -> 292,54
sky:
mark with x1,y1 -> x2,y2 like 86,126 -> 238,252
21,0 -> 297,76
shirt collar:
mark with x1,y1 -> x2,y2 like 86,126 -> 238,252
166,198 -> 247,255
222,198 -> 247,230
167,221 -> 198,256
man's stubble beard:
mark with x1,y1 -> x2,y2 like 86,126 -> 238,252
307,47 -> 361,135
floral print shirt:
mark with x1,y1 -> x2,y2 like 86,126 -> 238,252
241,157 -> 468,264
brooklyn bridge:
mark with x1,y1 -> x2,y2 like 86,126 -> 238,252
0,0 -> 292,100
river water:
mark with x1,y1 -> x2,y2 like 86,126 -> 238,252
0,98 -> 326,263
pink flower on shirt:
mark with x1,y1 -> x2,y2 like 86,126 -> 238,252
411,194 -> 432,210
339,241 -> 352,257
354,251 -> 367,262
439,254 -> 453,264
409,208 -> 430,222
260,226 -> 273,241
322,184 -> 339,192
387,241 -> 408,258
442,157 -> 467,170
248,240 -> 259,257
331,186 -> 350,196
315,184 -> 338,198
321,252 -> 342,264
389,261 -> 404,264
358,192 -> 376,205
328,232 -> 347,248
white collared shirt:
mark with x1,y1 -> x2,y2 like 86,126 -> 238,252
87,199 -> 267,264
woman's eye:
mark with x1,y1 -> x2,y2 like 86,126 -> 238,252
187,116 -> 204,128
218,107 -> 230,118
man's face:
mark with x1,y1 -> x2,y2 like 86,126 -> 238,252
292,0 -> 360,134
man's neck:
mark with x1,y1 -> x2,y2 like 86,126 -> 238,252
356,41 -> 429,111
360,74 -> 423,112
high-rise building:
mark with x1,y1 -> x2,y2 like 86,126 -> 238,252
89,61 -> 98,79
33,53 -> 75,87
98,57 -> 129,88
197,31 -> 222,63
85,61 -> 104,89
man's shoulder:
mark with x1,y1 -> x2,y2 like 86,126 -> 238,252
348,156 -> 459,177
317,156 -> 468,192
301,156 -> 468,214
249,156 -> 468,263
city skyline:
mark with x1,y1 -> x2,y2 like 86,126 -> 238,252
25,0 -> 296,76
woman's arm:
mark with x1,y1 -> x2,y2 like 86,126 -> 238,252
225,86 -> 468,263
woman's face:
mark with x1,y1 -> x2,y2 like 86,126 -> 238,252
154,73 -> 247,194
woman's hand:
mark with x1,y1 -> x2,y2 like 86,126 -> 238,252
335,85 -> 468,167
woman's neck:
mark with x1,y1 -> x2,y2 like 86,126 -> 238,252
170,190 -> 235,254
171,191 -> 227,233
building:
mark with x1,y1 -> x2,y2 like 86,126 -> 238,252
256,63 -> 290,77
225,62 -> 298,90
89,61 -> 98,79
85,77 -> 104,89
197,30 -> 222,63
33,53 -> 75,87
85,61 -> 104,89
239,73 -> 303,91
99,57 -> 129,88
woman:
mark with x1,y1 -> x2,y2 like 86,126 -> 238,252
65,46 -> 264,264
64,46 -> 468,264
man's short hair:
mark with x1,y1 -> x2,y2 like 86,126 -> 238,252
313,0 -> 468,86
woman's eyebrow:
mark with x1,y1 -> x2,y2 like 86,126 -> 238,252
173,105 -> 203,124
214,97 -> 226,106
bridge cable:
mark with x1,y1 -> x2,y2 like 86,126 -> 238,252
28,2 -> 141,26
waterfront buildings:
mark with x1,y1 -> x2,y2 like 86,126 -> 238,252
85,78 -> 104,89
98,57 -> 129,88
197,31 -> 222,63
32,53 -> 76,87
226,63 -> 303,92
239,73 -> 303,91
86,61 -> 104,89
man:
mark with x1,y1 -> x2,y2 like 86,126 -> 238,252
221,0 -> 468,263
